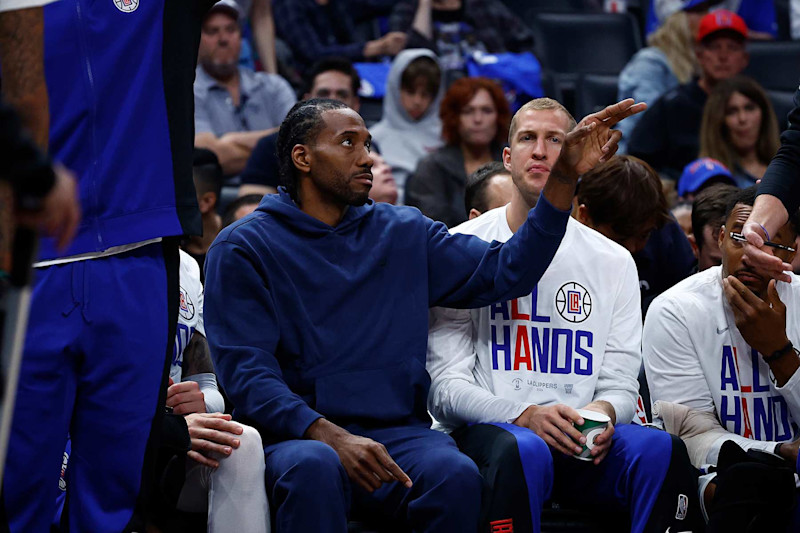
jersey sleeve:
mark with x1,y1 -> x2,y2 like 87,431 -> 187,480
426,193 -> 570,309
427,306 -> 530,428
643,294 -> 716,412
592,256 -> 642,424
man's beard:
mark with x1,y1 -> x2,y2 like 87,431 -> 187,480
202,59 -> 238,81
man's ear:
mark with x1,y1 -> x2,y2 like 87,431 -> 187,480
718,224 -> 726,249
687,233 -> 699,258
291,144 -> 312,175
502,146 -> 512,173
468,208 -> 482,220
352,97 -> 361,113
575,203 -> 592,226
198,191 -> 216,214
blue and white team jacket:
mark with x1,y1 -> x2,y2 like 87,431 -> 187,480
39,0 -> 212,261
427,208 -> 642,432
644,266 -> 800,458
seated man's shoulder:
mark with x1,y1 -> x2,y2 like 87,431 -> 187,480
649,266 -> 721,317
571,219 -> 635,264
449,205 -> 507,238
249,69 -> 294,92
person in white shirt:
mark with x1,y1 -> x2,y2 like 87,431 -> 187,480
427,98 -> 702,533
644,186 -> 800,467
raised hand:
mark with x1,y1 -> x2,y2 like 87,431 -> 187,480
558,99 -> 647,177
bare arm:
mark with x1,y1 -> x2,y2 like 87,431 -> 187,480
249,0 -> 278,74
182,331 -> 215,378
195,130 -> 276,176
411,0 -> 433,40
0,7 -> 48,149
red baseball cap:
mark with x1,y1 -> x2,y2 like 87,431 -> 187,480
696,9 -> 748,42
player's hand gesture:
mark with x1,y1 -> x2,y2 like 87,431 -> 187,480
723,276 -> 789,356
558,99 -> 647,177
305,418 -> 412,493
513,404 -> 586,457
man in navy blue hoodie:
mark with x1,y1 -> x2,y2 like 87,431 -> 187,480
203,97 -> 644,532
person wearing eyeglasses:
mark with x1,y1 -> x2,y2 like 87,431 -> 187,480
643,185 -> 800,526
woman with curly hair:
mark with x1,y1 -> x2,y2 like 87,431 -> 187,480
699,75 -> 780,187
406,76 -> 510,227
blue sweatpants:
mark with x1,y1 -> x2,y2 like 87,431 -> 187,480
2,241 -> 178,532
454,422 -> 702,533
263,424 -> 482,532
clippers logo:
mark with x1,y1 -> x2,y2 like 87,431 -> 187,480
490,518 -> 514,533
178,286 -> 195,321
59,450 -> 69,491
512,378 -> 522,390
114,0 -> 139,12
555,282 -> 592,323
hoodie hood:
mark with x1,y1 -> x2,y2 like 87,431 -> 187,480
370,49 -> 445,198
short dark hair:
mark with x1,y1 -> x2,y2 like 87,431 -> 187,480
691,184 -> 738,250
222,194 -> 262,227
724,186 -> 800,237
576,155 -> 671,238
192,148 -> 223,207
276,98 -> 350,201
400,56 -> 441,96
465,161 -> 509,215
304,57 -> 361,97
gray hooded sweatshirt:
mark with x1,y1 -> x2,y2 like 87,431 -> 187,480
370,49 -> 444,203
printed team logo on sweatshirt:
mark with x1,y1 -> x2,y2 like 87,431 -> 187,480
555,282 -> 592,323
178,286 -> 195,321
113,0 -> 139,13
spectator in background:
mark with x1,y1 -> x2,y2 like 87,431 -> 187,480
371,49 -> 444,202
647,0 -> 776,40
183,150 -> 224,278
463,161 -> 513,220
273,0 -> 407,71
628,9 -> 749,181
239,57 -> 361,197
677,157 -> 737,201
689,183 -> 738,270
229,0 -> 279,73
222,194 -> 262,227
390,0 -> 534,73
368,152 -> 399,205
406,77 -> 509,228
194,1 -> 296,177
617,9 -> 697,153
699,75 -> 780,187
672,202 -> 693,237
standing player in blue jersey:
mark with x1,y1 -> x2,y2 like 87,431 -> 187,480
426,98 -> 703,533
1,0 -> 215,530
203,96 -> 645,532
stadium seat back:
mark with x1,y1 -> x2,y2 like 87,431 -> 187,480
743,41 -> 800,92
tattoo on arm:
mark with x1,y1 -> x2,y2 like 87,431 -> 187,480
182,331 -> 216,377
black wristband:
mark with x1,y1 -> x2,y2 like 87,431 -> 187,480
763,341 -> 795,364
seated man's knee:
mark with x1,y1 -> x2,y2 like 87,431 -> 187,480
492,426 -> 550,467
420,446 -> 482,496
270,440 -> 345,487
236,424 -> 264,462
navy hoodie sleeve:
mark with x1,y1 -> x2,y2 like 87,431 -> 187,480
204,239 -> 323,440
758,87 -> 800,215
427,192 -> 571,308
